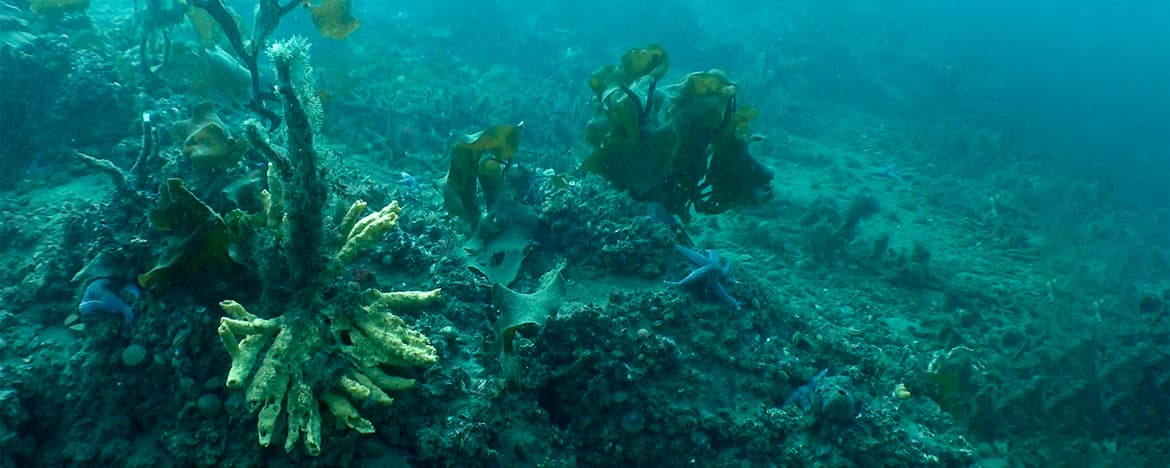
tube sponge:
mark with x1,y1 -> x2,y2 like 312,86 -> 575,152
335,201 -> 402,266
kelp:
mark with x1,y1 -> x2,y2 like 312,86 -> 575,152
440,123 -> 523,232
172,102 -> 246,169
138,178 -> 239,288
440,123 -> 539,286
306,0 -> 360,40
581,45 -> 774,222
186,6 -> 227,47
187,0 -> 358,126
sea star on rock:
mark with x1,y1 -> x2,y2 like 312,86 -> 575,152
664,245 -> 741,309
78,278 -> 141,324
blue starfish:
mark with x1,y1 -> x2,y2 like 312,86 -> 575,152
868,164 -> 913,183
78,278 -> 141,324
784,368 -> 828,410
664,245 -> 741,309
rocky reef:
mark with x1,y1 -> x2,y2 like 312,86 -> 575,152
0,2 -> 1166,467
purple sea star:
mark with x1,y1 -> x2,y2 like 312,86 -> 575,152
665,245 -> 741,309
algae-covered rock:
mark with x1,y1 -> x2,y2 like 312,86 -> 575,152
120,344 -> 147,366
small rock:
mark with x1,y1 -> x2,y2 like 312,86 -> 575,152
63,314 -> 80,327
171,328 -> 190,348
121,344 -> 147,366
196,394 -> 222,418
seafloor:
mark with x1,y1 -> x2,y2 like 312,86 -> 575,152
0,2 -> 1167,467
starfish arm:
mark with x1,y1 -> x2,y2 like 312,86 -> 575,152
665,265 -> 717,287
708,275 -> 742,309
674,245 -> 715,267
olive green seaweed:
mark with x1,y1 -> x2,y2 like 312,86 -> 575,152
581,45 -> 775,221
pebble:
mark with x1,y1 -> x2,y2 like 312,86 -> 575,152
621,410 -> 646,434
121,344 -> 147,366
196,394 -> 222,418
171,328 -> 190,348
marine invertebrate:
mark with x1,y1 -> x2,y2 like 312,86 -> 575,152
78,278 -> 140,323
784,368 -> 828,410
205,38 -> 439,456
664,245 -> 740,309
217,288 -> 439,454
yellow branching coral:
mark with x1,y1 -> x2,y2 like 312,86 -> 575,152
217,282 -> 440,455
216,196 -> 438,456
217,300 -> 324,454
207,37 -> 439,457
329,288 -> 440,370
335,200 -> 402,265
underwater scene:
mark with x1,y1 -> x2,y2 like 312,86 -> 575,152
1,0 -> 1168,466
